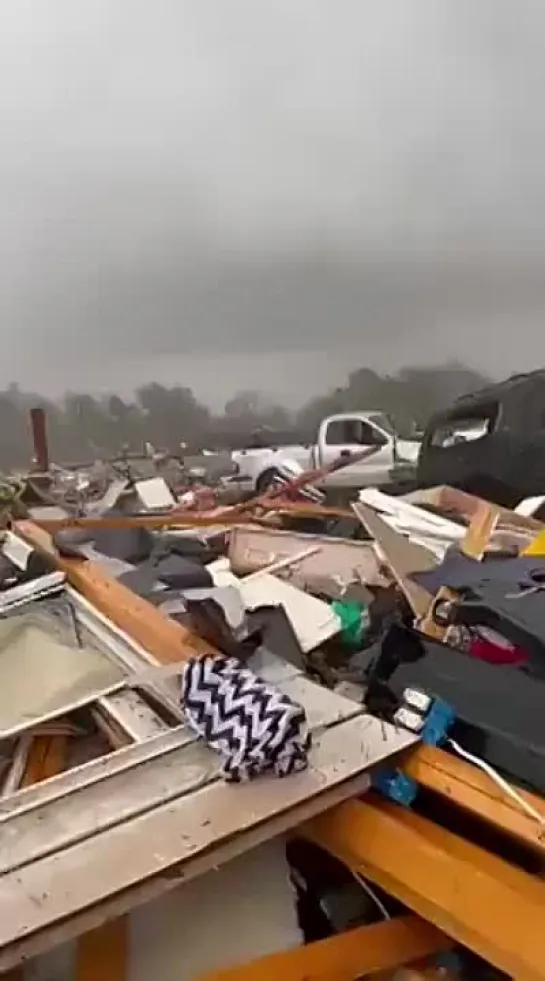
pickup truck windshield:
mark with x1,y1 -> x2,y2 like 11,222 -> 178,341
368,413 -> 395,435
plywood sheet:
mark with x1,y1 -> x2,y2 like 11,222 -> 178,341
0,712 -> 417,969
229,526 -> 385,592
0,619 -> 123,732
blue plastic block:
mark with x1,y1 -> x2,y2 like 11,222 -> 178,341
421,697 -> 456,746
372,769 -> 417,806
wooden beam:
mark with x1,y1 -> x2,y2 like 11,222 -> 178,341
17,712 -> 129,981
2,734 -> 72,981
402,743 -> 545,854
21,735 -> 67,787
302,797 -> 545,980
418,501 -> 499,640
352,502 -> 437,619
405,485 -> 543,534
33,512 -> 251,533
75,917 -> 127,981
15,520 -> 214,662
197,915 -> 451,981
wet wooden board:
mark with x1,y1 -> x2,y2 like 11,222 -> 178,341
228,525 -> 386,592
0,675 -> 364,876
352,501 -> 437,619
304,797 -> 545,980
96,689 -> 172,742
14,520 -> 215,661
418,501 -> 499,641
0,653 -> 303,821
0,712 -> 417,971
2,522 -> 416,971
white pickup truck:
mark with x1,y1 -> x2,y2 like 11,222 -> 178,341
230,411 -> 421,494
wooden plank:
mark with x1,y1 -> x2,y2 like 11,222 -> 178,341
2,735 -> 70,981
15,520 -> 214,661
405,485 -> 543,534
19,688 -> 128,981
0,678 -> 168,743
0,675 -> 363,876
2,737 -> 32,796
97,690 -> 171,742
0,667 -> 353,827
359,488 -> 464,538
76,917 -> 127,981
352,502 -> 437,619
197,914 -> 451,981
31,513 -> 252,532
21,735 -> 67,787
0,740 -> 218,875
0,648 -> 309,819
0,725 -> 195,820
228,525 -> 385,592
0,765 -> 369,973
0,716 -> 417,971
402,743 -> 545,854
461,500 -> 500,559
523,528 -> 545,556
418,501 -> 499,641
279,676 -> 363,732
303,797 -> 545,980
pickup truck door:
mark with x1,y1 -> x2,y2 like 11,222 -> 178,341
318,417 -> 393,487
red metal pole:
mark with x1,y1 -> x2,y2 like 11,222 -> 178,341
29,406 -> 49,472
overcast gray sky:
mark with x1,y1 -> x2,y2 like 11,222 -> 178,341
1,0 -> 545,407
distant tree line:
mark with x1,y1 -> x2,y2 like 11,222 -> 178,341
0,362 -> 490,469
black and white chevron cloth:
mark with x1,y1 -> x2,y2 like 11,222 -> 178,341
180,655 -> 311,782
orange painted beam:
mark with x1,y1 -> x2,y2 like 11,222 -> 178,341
15,519 -> 214,663
17,716 -> 128,981
198,915 -> 451,981
4,734 -> 72,981
302,797 -> 545,980
21,734 -> 67,787
75,917 -> 128,981
402,743 -> 545,854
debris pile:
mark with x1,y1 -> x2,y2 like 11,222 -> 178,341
0,441 -> 543,977
9,461 -> 545,797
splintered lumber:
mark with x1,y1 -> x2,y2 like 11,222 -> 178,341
197,915 -> 451,981
20,708 -> 128,981
405,485 -> 543,535
402,743 -> 545,854
22,735 -> 129,981
417,500 -> 499,640
232,444 -> 380,514
32,511 -> 254,533
75,918 -> 127,981
21,735 -> 67,787
0,715 -> 417,970
14,520 -> 214,661
1,736 -> 70,981
352,501 -> 437,618
523,528 -> 545,556
303,797 -> 545,980
228,524 -> 385,592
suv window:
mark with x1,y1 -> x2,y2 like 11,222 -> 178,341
325,419 -> 385,446
430,415 -> 491,448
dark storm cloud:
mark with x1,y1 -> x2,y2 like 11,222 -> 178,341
1,0 -> 545,394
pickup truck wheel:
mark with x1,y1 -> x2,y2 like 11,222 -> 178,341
256,468 -> 278,493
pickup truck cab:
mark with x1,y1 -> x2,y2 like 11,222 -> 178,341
231,411 -> 421,493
